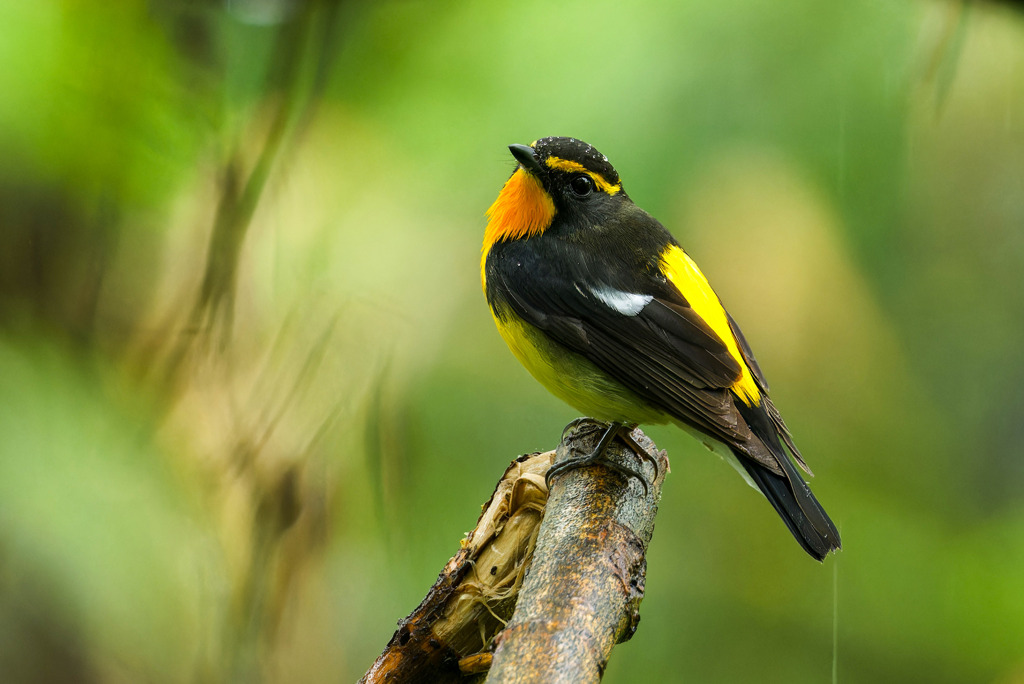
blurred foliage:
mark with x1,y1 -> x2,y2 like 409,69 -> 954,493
0,0 -> 1023,682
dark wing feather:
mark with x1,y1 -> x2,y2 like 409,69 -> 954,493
493,266 -> 755,448
726,310 -> 768,392
725,311 -> 815,475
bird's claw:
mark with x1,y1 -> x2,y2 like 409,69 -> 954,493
547,421 -> 654,496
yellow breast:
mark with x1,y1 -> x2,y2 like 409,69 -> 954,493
491,308 -> 669,425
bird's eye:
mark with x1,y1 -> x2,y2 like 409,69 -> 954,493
569,174 -> 595,197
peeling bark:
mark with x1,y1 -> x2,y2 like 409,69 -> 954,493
360,451 -> 552,683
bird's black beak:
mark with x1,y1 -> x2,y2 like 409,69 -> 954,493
509,143 -> 544,176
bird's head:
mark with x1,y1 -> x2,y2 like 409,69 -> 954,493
483,137 -> 627,251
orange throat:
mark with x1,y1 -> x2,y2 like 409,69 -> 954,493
481,168 -> 556,289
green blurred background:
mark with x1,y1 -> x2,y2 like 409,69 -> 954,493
1,0 -> 1023,682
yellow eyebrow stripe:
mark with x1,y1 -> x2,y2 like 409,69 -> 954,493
544,156 -> 621,195
659,244 -> 761,406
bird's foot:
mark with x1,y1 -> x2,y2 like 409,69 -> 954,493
547,420 -> 655,495
560,417 -> 604,441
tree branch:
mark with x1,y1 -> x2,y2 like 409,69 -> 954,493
360,420 -> 668,683
484,421 -> 668,683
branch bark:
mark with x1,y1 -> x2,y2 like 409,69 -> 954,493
360,420 -> 669,683
484,421 -> 668,683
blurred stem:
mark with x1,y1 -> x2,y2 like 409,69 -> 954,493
156,0 -> 347,393
918,0 -> 970,113
189,2 -> 321,346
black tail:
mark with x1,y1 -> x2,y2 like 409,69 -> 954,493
733,395 -> 841,561
740,453 -> 841,561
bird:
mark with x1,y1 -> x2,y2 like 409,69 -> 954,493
480,136 -> 841,560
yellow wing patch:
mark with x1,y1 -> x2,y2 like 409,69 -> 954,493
481,167 -> 556,289
659,245 -> 761,406
544,156 -> 621,195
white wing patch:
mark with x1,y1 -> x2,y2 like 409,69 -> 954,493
589,285 -> 652,316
